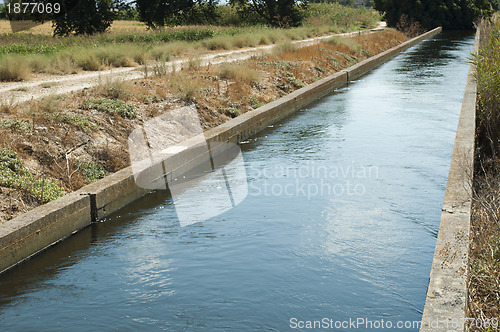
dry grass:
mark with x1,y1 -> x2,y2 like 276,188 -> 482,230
0,55 -> 31,81
94,77 -> 134,101
326,36 -> 363,54
467,18 -> 500,331
272,42 -> 298,55
218,63 -> 261,84
167,73 -> 206,103
468,166 -> 500,331
0,19 -> 147,35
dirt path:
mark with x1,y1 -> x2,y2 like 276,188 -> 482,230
0,23 -> 386,104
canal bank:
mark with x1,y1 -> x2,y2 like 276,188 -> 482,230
0,27 -> 442,275
420,28 -> 480,332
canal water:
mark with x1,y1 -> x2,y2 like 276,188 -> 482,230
0,31 -> 475,331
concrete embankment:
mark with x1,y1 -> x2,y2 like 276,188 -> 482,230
420,28 -> 480,332
0,27 -> 442,275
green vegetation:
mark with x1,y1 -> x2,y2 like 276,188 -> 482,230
47,112 -> 99,131
53,0 -> 115,36
230,0 -> 305,28
474,22 -> 500,160
0,148 -> 64,203
373,0 -> 493,30
0,119 -> 31,132
136,0 -> 217,29
222,107 -> 241,118
303,3 -> 380,30
83,98 -> 137,119
80,162 -> 107,182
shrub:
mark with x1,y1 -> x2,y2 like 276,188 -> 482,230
202,36 -> 232,50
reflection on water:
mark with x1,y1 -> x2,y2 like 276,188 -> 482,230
0,31 -> 475,331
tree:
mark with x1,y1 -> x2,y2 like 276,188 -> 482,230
135,0 -> 217,29
52,0 -> 116,36
230,0 -> 307,27
373,0 -> 493,30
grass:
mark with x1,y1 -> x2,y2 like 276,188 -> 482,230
326,36 -> 364,54
0,148 -> 65,203
0,3 -> 381,81
474,19 -> 500,161
272,42 -> 298,55
168,74 -> 205,103
95,78 -> 133,100
0,55 -> 30,81
218,63 -> 260,84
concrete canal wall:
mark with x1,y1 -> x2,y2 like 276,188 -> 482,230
0,27 -> 442,275
420,28 -> 480,332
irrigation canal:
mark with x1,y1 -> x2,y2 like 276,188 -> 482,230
0,31 -> 475,331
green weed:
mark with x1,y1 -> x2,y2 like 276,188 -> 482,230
0,148 -> 64,203
80,162 -> 107,182
83,98 -> 137,119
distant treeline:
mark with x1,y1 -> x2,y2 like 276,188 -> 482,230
0,0 -> 497,35
373,0 -> 499,30
0,0 -> 370,35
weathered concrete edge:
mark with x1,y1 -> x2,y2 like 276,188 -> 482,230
0,28 -> 441,275
420,28 -> 480,332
